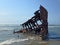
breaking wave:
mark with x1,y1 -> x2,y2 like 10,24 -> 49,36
0,38 -> 28,45
0,37 -> 34,45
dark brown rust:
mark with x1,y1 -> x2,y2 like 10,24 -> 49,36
15,5 -> 48,37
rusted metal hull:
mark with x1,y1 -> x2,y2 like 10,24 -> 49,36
14,5 -> 48,40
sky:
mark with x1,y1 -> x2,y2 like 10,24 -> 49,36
0,0 -> 60,25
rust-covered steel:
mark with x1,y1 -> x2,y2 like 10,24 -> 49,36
22,5 -> 48,36
14,5 -> 48,37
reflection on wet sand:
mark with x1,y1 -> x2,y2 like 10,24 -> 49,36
23,33 -> 60,45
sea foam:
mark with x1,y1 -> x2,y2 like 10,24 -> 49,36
0,38 -> 28,45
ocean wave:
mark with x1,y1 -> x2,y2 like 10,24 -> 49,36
0,38 -> 28,45
48,26 -> 60,28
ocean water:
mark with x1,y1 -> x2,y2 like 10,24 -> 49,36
0,25 -> 60,45
48,26 -> 60,40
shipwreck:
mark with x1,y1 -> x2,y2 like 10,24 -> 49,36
14,5 -> 48,40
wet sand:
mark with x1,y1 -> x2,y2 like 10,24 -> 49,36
9,33 -> 60,45
9,38 -> 60,45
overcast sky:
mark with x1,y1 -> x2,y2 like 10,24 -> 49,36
0,0 -> 60,25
